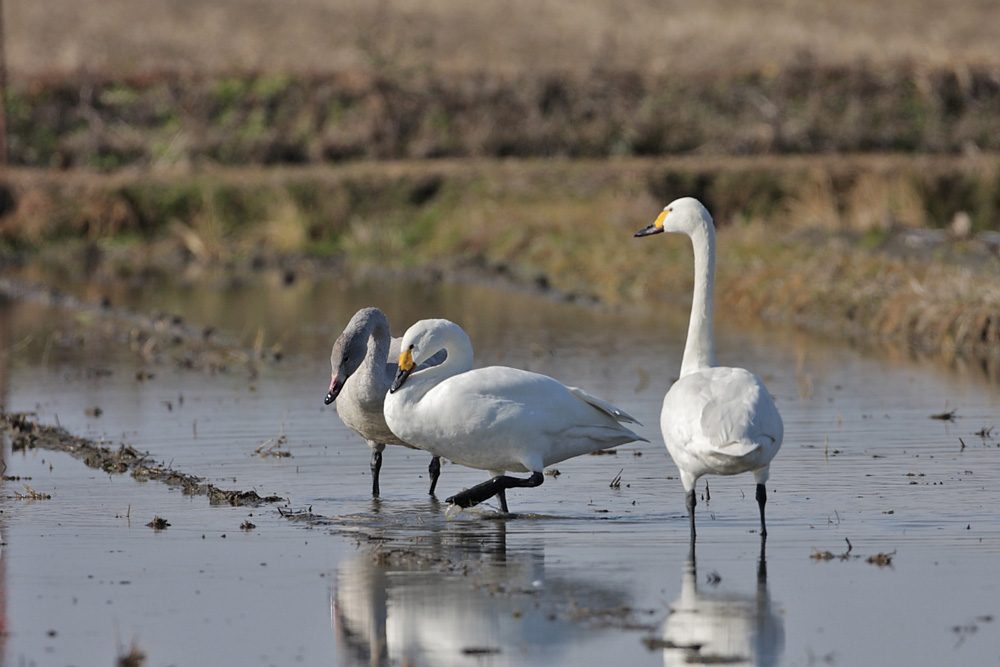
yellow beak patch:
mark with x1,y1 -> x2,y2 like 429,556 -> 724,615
398,349 -> 416,372
654,209 -> 668,229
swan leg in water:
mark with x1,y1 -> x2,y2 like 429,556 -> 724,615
370,450 -> 383,497
756,483 -> 767,538
428,455 -> 442,496
684,483 -> 768,541
446,472 -> 545,514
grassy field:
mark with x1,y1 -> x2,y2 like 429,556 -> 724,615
4,1 -> 1000,168
2,156 -> 999,368
7,0 -> 1000,77
2,1 -> 1000,369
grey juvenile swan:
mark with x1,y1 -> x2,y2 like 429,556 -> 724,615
325,307 -> 441,497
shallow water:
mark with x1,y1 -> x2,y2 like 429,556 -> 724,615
1,273 -> 999,666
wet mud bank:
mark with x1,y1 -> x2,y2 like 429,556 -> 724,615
1,412 -> 284,506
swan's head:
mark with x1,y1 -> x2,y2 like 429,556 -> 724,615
634,197 -> 713,238
390,318 -> 470,393
325,308 -> 379,404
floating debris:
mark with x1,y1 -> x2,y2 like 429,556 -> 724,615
255,436 -> 291,458
146,516 -> 170,530
13,484 -> 51,500
209,488 -> 284,507
116,639 -> 147,667
866,551 -> 895,567
930,409 -> 957,421
256,413 -> 291,458
811,540 -> 894,567
610,468 -> 623,489
240,521 -> 256,531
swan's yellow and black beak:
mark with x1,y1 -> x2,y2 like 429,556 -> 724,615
634,209 -> 668,237
390,349 -> 416,393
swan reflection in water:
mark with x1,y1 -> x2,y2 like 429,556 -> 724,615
332,520 -> 631,667
658,542 -> 785,667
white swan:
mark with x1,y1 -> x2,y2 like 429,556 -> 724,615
383,318 -> 647,513
634,198 -> 783,539
325,307 -> 441,497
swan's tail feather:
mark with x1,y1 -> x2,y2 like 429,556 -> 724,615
568,386 -> 643,426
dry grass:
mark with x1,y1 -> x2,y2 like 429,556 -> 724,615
3,156 -> 1000,367
6,0 -> 1000,79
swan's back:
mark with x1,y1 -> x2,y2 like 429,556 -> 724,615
389,364 -> 646,472
661,366 -> 782,483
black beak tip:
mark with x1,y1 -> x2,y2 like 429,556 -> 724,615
390,368 -> 411,394
324,392 -> 335,405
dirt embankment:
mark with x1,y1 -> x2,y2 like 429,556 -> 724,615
1,156 -> 999,371
6,65 -> 1000,170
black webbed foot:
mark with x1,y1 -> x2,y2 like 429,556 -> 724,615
446,472 -> 544,513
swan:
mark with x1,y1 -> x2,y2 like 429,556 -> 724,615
325,307 -> 442,497
634,198 -> 783,539
383,318 -> 647,513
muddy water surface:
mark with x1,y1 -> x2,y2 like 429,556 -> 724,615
1,274 -> 998,666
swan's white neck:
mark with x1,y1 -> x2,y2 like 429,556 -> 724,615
414,327 -> 474,385
680,219 -> 718,377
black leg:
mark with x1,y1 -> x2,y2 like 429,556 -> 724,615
428,456 -> 441,495
756,483 -> 767,539
498,488 -> 509,514
686,488 -> 697,542
370,450 -> 382,498
446,472 -> 544,512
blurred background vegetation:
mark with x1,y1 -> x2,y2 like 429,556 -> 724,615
1,0 -> 999,361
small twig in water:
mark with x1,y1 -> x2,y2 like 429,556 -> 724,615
609,469 -> 623,489
14,484 -> 51,500
256,412 -> 291,457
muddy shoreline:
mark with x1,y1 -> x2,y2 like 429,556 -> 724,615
1,412 -> 284,506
